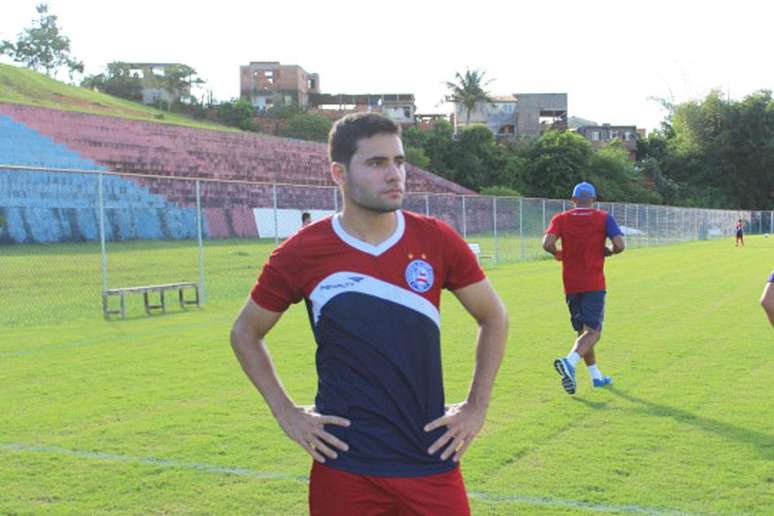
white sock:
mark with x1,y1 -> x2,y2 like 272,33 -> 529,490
587,364 -> 603,380
566,352 -> 581,368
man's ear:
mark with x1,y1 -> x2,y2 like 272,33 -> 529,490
331,162 -> 346,188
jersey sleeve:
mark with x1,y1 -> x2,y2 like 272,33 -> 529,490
436,220 -> 485,291
545,213 -> 562,235
605,214 -> 624,238
250,236 -> 305,312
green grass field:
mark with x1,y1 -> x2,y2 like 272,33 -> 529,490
1,236 -> 772,514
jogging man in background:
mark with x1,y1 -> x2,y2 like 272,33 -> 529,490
231,112 -> 508,515
542,181 -> 625,395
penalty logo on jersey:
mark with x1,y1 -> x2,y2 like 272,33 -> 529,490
405,259 -> 434,293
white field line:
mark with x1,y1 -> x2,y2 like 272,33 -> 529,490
2,442 -> 696,515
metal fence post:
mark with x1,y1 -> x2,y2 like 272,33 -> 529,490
493,196 -> 498,264
519,197 -> 524,260
272,184 -> 279,246
196,180 -> 206,305
333,187 -> 338,212
462,196 -> 467,240
645,205 -> 650,245
425,194 -> 430,217
97,173 -> 108,294
542,198 -> 546,231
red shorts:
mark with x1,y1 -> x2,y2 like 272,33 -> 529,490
309,461 -> 471,516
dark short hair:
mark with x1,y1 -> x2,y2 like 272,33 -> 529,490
328,113 -> 401,167
301,211 -> 311,221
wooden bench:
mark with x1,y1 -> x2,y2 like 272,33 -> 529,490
103,282 -> 200,319
468,242 -> 495,267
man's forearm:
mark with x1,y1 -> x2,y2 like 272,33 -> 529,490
466,314 -> 508,409
230,328 -> 295,418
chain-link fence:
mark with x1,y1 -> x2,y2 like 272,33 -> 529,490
1,166 -> 769,326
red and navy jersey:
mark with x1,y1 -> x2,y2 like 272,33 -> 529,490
545,208 -> 623,294
250,210 -> 485,477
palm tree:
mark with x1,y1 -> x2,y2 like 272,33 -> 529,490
444,69 -> 495,127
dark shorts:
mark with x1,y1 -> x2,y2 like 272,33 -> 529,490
309,461 -> 470,516
566,290 -> 606,332
737,230 -> 744,238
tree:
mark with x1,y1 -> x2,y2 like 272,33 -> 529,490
479,185 -> 521,197
450,125 -> 507,190
279,112 -> 332,142
217,98 -> 256,131
587,143 -> 660,203
0,4 -> 83,79
81,62 -> 142,101
646,89 -> 774,208
513,130 -> 592,199
157,64 -> 204,111
405,146 -> 430,169
444,69 -> 494,126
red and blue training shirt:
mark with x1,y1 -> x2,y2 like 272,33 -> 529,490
545,207 -> 623,294
250,210 -> 484,477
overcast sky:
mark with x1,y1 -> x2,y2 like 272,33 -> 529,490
2,0 -> 772,132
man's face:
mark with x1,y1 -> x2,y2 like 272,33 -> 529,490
340,133 -> 406,213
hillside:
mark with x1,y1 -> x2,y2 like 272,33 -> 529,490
0,63 -> 235,132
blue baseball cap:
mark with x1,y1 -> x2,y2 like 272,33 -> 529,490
572,181 -> 596,199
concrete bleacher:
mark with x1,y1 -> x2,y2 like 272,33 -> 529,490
0,103 -> 471,193
0,103 -> 473,243
0,114 -> 202,243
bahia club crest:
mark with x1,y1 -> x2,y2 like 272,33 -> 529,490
405,259 -> 434,293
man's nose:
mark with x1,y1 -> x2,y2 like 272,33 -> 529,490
385,161 -> 402,180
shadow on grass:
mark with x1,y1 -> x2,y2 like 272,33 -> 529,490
574,387 -> 774,459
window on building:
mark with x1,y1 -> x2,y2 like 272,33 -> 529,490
592,131 -> 600,141
403,106 -> 411,119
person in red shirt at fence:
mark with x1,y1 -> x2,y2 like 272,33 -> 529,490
542,182 -> 625,395
735,219 -> 745,247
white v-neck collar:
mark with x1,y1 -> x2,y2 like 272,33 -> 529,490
332,210 -> 405,256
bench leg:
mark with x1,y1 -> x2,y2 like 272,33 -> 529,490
102,293 -> 109,319
144,291 -> 151,315
179,288 -> 185,309
160,289 -> 166,313
120,292 -> 126,319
